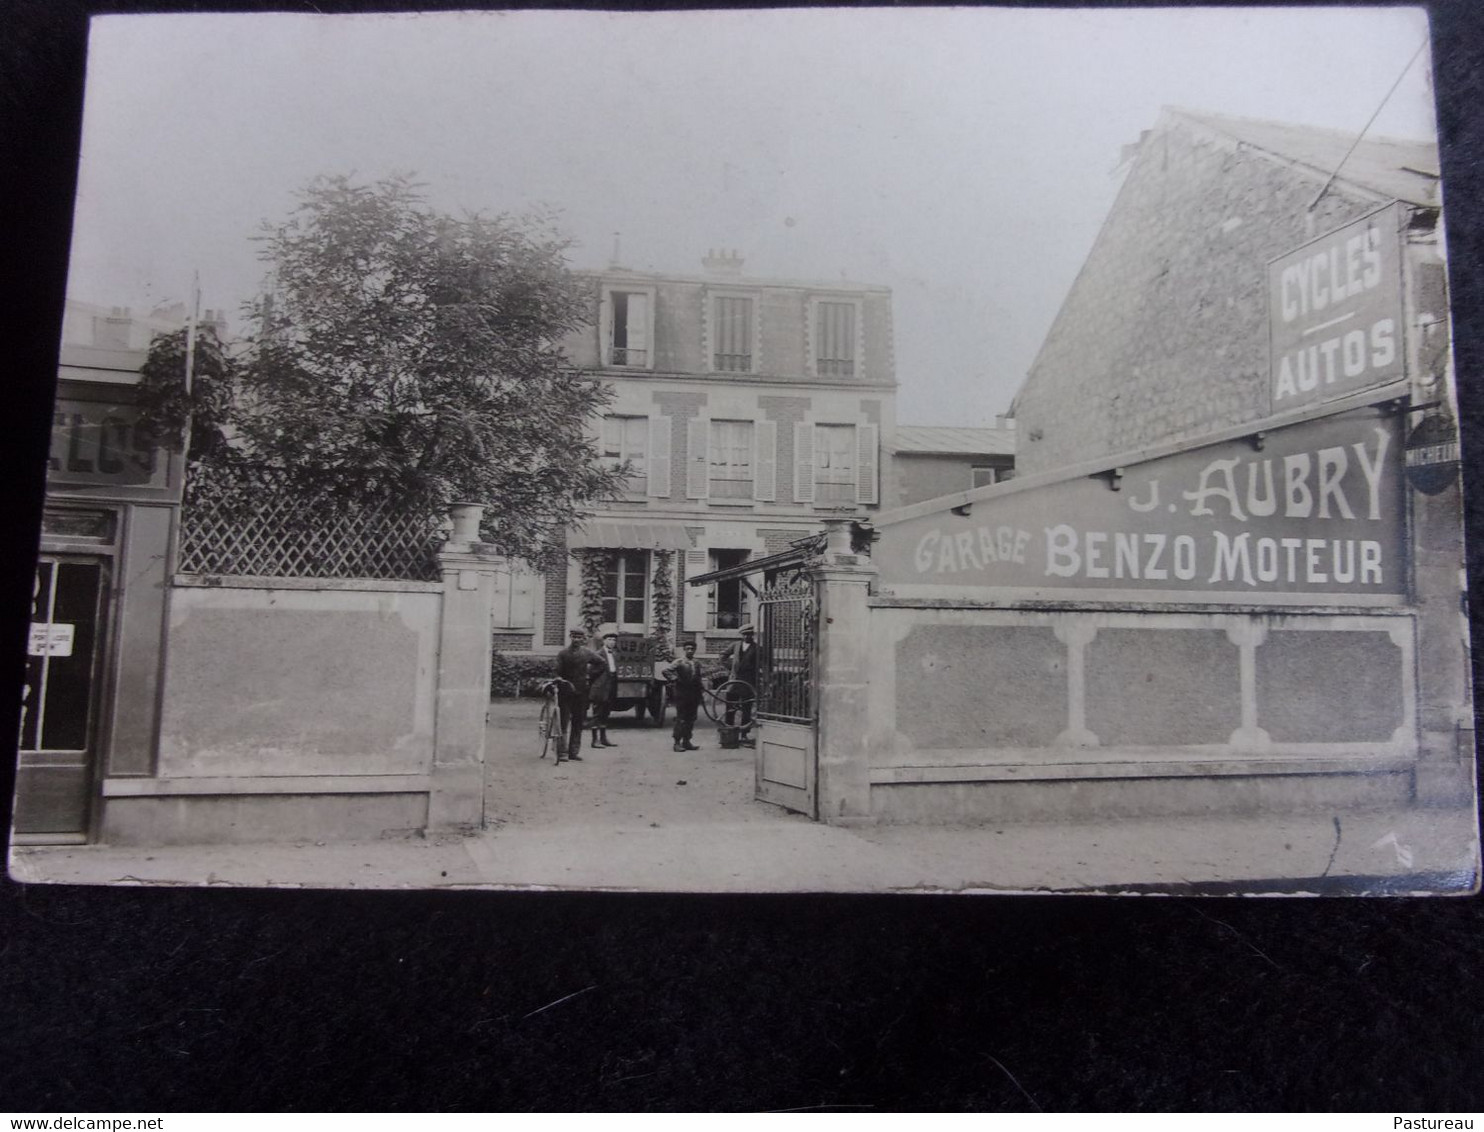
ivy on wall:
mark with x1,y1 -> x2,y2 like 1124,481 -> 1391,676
576,549 -> 610,635
649,549 -> 676,661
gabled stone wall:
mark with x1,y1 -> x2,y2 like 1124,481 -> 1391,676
1014,116 -> 1387,476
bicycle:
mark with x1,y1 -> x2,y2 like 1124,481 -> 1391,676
537,678 -> 575,762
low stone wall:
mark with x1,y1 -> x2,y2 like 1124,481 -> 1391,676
100,522 -> 502,845
158,578 -> 442,778
861,600 -> 1420,823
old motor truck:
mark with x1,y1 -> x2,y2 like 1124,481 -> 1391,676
606,633 -> 669,726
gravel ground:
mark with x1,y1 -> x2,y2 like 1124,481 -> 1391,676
483,696 -> 790,831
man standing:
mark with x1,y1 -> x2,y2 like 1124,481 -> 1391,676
588,631 -> 621,749
717,623 -> 759,729
660,640 -> 705,752
554,628 -> 605,762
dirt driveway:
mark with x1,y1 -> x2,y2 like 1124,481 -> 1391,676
483,697 -> 799,832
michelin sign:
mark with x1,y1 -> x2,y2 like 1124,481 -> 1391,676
875,408 -> 1405,598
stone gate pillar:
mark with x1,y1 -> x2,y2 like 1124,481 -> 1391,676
811,519 -> 878,824
429,503 -> 498,831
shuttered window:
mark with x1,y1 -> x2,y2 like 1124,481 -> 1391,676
814,301 -> 856,378
814,424 -> 856,504
799,422 -> 878,505
713,296 -> 754,373
600,415 -> 648,495
708,420 -> 754,499
606,290 -> 651,368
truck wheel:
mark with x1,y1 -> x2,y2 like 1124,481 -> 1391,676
633,700 -> 646,722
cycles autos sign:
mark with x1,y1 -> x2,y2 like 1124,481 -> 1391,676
875,409 -> 1405,597
1269,203 -> 1406,411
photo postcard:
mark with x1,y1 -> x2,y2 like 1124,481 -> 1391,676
10,5 -> 1479,896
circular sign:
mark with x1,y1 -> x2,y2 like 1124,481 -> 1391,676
1405,412 -> 1461,495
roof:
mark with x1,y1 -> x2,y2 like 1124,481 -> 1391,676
1168,108 -> 1440,207
891,425 -> 1015,457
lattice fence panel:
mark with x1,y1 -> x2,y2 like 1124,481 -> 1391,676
179,490 -> 443,581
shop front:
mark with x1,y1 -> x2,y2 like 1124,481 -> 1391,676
15,350 -> 182,842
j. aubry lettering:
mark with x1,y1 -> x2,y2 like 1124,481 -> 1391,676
911,425 -> 1392,589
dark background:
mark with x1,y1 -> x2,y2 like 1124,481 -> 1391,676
3,0 -> 1483,1112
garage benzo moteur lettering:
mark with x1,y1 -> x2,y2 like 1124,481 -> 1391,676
882,411 -> 1404,596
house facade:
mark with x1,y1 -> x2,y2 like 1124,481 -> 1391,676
491,252 -> 897,661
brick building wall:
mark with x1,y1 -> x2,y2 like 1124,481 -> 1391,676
1014,113 -> 1388,477
541,548 -> 568,647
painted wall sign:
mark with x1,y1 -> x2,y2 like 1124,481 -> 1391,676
1269,203 -> 1406,412
28,623 -> 75,657
875,409 -> 1405,596
49,399 -> 162,487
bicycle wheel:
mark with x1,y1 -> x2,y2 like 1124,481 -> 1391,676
538,699 -> 558,760
701,679 -> 756,724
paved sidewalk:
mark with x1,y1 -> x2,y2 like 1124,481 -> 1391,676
8,700 -> 1479,895
11,803 -> 1478,895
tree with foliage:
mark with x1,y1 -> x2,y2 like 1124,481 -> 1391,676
137,174 -> 625,564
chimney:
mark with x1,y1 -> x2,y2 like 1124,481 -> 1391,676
701,248 -> 745,276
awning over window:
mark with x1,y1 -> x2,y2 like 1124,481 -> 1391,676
567,521 -> 692,552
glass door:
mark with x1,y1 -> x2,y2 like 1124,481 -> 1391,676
13,556 -> 107,838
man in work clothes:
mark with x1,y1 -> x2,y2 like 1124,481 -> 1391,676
659,640 -> 705,752
555,628 -> 605,762
588,631 -> 620,749
716,623 -> 759,729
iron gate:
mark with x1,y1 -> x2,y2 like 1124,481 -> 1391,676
754,569 -> 817,817
756,571 -> 816,722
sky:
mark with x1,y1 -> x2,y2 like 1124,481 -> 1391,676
64,6 -> 1438,427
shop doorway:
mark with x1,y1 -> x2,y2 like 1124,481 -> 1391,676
14,555 -> 109,840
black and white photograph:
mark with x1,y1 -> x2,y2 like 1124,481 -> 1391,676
8,4 -> 1478,897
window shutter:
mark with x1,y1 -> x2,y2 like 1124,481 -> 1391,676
794,422 -> 816,503
599,293 -> 612,365
855,422 -> 879,504
649,415 -> 672,498
686,417 -> 710,499
490,570 -> 512,628
683,549 -> 709,631
627,293 -> 649,355
511,568 -> 536,628
754,420 -> 777,502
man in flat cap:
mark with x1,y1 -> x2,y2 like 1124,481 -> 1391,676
588,631 -> 621,749
554,628 -> 605,762
659,639 -> 705,752
716,622 -> 759,730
